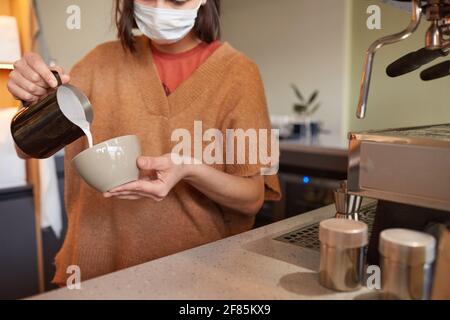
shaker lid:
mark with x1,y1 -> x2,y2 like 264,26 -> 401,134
319,218 -> 368,249
379,229 -> 436,265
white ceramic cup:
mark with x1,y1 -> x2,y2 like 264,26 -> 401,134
71,135 -> 141,192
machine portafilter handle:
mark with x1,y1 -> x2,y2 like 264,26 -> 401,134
386,47 -> 448,77
356,0 -> 422,119
420,60 -> 450,80
333,181 -> 363,221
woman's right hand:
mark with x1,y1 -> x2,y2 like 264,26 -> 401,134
7,52 -> 70,103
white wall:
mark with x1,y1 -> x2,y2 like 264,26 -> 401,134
35,0 -> 116,72
221,0 -> 349,137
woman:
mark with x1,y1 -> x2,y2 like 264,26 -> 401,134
8,0 -> 281,285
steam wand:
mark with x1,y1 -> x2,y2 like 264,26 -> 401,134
356,0 -> 422,119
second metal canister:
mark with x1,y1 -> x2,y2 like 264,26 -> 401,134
319,218 -> 368,292
379,229 -> 436,300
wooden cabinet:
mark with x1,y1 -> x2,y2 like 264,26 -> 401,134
0,0 -> 34,108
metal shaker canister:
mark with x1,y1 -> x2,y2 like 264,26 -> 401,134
432,225 -> 450,300
10,71 -> 93,159
379,229 -> 436,300
319,218 -> 368,291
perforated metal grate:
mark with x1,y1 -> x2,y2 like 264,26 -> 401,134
274,202 -> 378,251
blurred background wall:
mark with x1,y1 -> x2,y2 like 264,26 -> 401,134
221,0 -> 349,138
35,0 -> 116,71
21,0 -> 450,134
347,0 -> 450,131
36,0 -> 349,137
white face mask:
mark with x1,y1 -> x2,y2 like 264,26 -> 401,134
134,0 -> 204,45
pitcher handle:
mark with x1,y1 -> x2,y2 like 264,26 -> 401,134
20,70 -> 62,108
50,70 -> 63,87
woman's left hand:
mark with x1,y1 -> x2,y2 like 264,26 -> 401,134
104,152 -> 266,215
103,154 -> 187,201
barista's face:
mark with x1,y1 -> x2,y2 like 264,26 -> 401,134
135,0 -> 202,10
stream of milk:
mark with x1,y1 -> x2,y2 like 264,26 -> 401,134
57,86 -> 94,148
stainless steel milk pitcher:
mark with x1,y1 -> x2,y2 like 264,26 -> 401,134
10,70 -> 93,159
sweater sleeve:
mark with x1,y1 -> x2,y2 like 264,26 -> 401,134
222,58 -> 281,201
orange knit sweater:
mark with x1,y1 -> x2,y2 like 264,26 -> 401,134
53,36 -> 281,285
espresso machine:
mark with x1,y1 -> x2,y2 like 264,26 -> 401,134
339,0 -> 450,267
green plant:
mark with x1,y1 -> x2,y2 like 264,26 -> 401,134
291,84 -> 321,117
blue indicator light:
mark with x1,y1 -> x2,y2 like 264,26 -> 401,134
302,176 -> 310,184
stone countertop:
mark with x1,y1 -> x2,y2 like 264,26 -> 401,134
30,204 -> 371,300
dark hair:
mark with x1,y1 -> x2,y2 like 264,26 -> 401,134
115,0 -> 221,52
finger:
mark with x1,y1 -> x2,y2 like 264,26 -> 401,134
109,179 -> 170,201
109,180 -> 163,195
107,191 -> 163,202
13,59 -> 49,88
61,74 -> 70,84
51,66 -> 70,84
7,81 -> 39,102
9,70 -> 48,97
108,191 -> 146,197
24,53 -> 59,88
137,156 -> 170,171
104,191 -> 144,200
108,181 -> 139,193
117,195 -> 143,200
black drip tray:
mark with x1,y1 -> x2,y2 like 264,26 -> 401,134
274,202 -> 378,251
